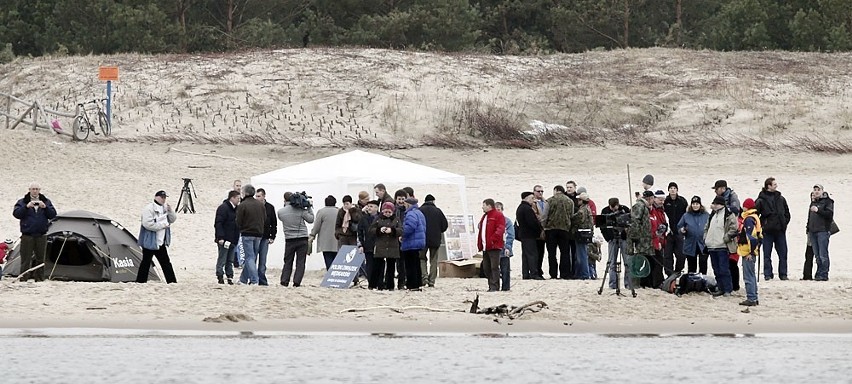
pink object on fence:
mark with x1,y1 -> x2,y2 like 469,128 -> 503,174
51,119 -> 63,133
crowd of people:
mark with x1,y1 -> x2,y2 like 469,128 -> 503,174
3,176 -> 837,302
505,176 -> 836,306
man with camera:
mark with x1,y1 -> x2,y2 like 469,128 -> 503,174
600,197 -> 631,289
12,182 -> 57,282
278,191 -> 315,287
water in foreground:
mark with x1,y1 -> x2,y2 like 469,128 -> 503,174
1,329 -> 848,383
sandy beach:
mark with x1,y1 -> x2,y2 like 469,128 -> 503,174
1,49 -> 851,333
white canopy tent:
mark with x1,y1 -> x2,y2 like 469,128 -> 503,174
251,150 -> 470,270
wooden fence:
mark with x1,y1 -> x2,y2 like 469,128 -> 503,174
0,90 -> 75,137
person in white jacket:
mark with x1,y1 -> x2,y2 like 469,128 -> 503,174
136,190 -> 177,283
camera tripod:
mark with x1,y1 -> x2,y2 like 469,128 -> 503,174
597,230 -> 637,297
176,178 -> 197,214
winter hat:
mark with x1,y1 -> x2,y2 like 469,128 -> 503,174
654,190 -> 666,198
642,190 -> 655,198
642,174 -> 654,185
668,182 -> 678,190
743,198 -> 755,210
814,184 -> 824,190
712,180 -> 728,190
381,202 -> 395,212
690,195 -> 701,204
711,196 -> 726,206
577,192 -> 589,201
521,191 -> 534,200
576,186 -> 588,195
424,194 -> 435,202
404,197 -> 418,205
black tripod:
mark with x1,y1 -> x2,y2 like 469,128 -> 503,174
598,228 -> 637,297
176,178 -> 197,214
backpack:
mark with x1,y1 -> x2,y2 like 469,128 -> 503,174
676,273 -> 709,295
736,213 -> 762,257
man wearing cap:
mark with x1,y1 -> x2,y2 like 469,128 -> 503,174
663,182 -> 688,276
13,182 -> 58,282
712,179 -> 741,216
418,194 -> 448,287
478,199 -> 506,292
400,197 -> 426,290
754,177 -> 791,280
627,191 -> 654,288
136,190 -> 177,283
807,184 -> 834,281
544,185 -> 574,279
704,195 -> 738,297
516,192 -> 544,280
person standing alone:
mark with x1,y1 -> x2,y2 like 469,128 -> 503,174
136,190 -> 177,283
754,177 -> 791,280
12,183 -> 57,282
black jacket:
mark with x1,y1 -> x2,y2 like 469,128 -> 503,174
600,204 -> 630,241
663,195 -> 688,231
214,199 -> 239,243
262,201 -> 277,240
755,190 -> 790,234
419,201 -> 449,248
236,196 -> 266,237
13,193 -> 57,236
357,213 -> 378,252
807,192 -> 834,233
515,201 -> 542,240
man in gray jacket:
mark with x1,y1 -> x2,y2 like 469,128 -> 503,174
311,195 -> 339,270
278,192 -> 315,287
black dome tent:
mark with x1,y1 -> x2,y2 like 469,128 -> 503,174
3,210 -> 160,282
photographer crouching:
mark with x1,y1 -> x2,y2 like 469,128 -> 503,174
277,191 -> 315,287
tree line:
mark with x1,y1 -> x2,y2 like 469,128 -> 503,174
1,0 -> 851,59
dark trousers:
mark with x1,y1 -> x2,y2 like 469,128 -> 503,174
535,239 -> 546,278
215,243 -> 236,278
372,257 -> 396,290
281,237 -> 308,286
545,229 -> 571,279
137,245 -> 177,283
396,257 -> 406,289
640,249 -> 665,289
322,251 -> 337,270
521,238 -> 539,279
500,257 -> 511,291
481,249 -> 501,291
699,252 -> 709,275
18,234 -> 47,281
729,256 -> 740,291
762,231 -> 789,279
565,239 -> 577,278
401,249 -> 422,289
803,244 -> 815,280
420,246 -> 439,286
684,255 -> 697,273
664,233 -> 685,275
363,252 -> 375,285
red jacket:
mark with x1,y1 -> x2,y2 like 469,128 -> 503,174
477,209 -> 505,251
650,205 -> 668,251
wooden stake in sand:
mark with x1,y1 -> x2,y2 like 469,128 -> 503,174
168,147 -> 246,162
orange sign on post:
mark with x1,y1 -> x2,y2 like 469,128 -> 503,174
98,66 -> 119,81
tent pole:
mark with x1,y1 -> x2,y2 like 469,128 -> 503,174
47,236 -> 70,280
459,182 -> 472,258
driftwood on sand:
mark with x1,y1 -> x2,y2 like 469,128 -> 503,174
468,294 -> 548,320
339,306 -> 462,314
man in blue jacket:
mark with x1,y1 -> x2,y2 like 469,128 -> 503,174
12,183 -> 57,282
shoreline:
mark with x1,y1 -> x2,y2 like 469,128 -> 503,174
2,318 -> 851,335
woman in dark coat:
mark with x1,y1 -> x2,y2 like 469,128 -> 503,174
370,202 -> 403,290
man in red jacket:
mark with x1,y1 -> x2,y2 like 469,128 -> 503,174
478,199 -> 505,292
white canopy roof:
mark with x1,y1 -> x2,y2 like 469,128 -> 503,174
251,150 -> 469,270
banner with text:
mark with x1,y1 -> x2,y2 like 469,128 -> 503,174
320,245 -> 365,288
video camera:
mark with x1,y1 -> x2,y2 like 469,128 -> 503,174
594,212 -> 631,229
290,191 -> 312,209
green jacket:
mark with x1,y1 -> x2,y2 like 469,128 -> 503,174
628,198 -> 653,256
544,193 -> 574,232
